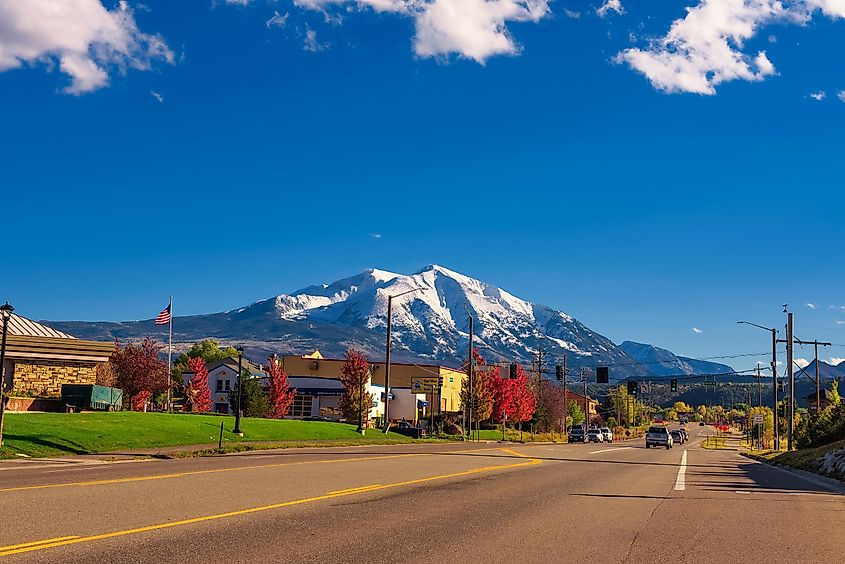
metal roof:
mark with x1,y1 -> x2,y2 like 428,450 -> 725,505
6,313 -> 76,340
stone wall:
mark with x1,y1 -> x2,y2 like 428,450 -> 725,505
12,360 -> 98,398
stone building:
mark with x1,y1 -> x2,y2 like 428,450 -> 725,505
2,314 -> 114,399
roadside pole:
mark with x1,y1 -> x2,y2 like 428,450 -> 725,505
786,312 -> 794,451
562,353 -> 568,433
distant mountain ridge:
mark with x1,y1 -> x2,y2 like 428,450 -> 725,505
46,264 -> 735,379
618,341 -> 734,378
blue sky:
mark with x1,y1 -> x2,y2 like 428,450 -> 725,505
1,0 -> 844,368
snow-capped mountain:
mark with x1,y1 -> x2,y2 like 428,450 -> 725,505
47,265 -> 732,379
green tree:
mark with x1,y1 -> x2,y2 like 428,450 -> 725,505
567,400 -> 585,429
173,339 -> 239,382
229,373 -> 269,418
830,380 -> 841,406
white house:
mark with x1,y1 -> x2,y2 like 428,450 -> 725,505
182,358 -> 267,414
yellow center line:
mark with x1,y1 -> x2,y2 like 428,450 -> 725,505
0,537 -> 80,552
0,447 -> 504,495
326,484 -> 384,495
0,451 -> 541,558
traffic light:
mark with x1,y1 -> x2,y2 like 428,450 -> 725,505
670,378 -> 678,392
509,363 -> 518,379
555,365 -> 563,381
628,380 -> 638,397
596,366 -> 609,384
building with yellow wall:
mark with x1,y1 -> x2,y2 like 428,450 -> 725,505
279,351 -> 466,422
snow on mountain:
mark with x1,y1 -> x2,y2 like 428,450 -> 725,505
46,265 -> 731,379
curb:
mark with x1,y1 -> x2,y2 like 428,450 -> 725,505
740,451 -> 845,495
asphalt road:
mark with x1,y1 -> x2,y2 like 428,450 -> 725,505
1,426 -> 843,563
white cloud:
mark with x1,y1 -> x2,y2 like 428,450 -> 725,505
293,0 -> 550,63
597,0 -> 624,18
369,233 -> 383,239
692,327 -> 703,334
224,0 -> 254,5
150,90 -> 164,103
0,0 -> 172,94
564,8 -> 581,18
808,91 -> 826,101
836,320 -> 845,325
794,358 -> 810,369
266,11 -> 289,28
767,33 -> 777,42
838,90 -> 845,102
617,0 -> 789,95
303,27 -> 328,52
829,358 -> 845,366
806,302 -> 818,309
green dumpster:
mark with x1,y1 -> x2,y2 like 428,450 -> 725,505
61,384 -> 124,412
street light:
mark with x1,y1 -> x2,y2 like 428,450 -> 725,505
233,346 -> 245,436
383,287 -> 424,433
737,320 -> 779,450
0,302 -> 15,447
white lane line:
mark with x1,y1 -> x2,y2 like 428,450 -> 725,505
589,447 -> 633,454
674,450 -> 688,491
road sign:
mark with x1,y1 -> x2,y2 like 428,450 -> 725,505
753,414 -> 764,425
417,400 -> 429,407
411,377 -> 440,393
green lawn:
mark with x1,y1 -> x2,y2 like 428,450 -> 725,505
0,412 -> 417,459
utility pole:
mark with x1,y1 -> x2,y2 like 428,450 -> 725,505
383,295 -> 393,431
771,328 -> 779,451
562,353 -> 568,432
581,367 -> 590,430
786,312 -> 794,451
815,340 -> 820,413
467,314 -> 474,442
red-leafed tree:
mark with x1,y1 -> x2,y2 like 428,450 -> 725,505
267,354 -> 296,419
461,348 -> 495,421
131,390 -> 152,411
510,371 -> 537,426
185,357 -> 213,412
492,365 -> 523,422
110,338 -> 167,410
339,349 -> 374,422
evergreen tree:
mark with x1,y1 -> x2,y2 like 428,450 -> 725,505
229,374 -> 269,418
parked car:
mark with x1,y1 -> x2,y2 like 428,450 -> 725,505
600,427 -> 613,443
670,430 -> 685,445
645,426 -> 673,449
587,429 -> 604,443
394,421 -> 427,439
568,427 -> 586,443
680,429 -> 689,441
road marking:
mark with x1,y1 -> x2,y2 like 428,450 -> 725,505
0,537 -> 80,551
0,447 -> 503,495
0,452 -> 541,558
674,450 -> 688,491
589,447 -> 633,454
326,484 -> 383,495
735,491 -> 751,494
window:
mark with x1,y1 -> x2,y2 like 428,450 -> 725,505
291,394 -> 313,418
224,380 -> 231,392
216,380 -> 223,392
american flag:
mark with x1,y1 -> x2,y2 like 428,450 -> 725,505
154,304 -> 171,325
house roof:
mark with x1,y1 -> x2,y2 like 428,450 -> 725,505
7,314 -> 76,339
184,357 -> 267,378
805,389 -> 836,401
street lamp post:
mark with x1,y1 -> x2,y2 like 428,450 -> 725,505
233,346 -> 245,436
383,287 -> 423,433
737,320 -> 779,450
0,303 -> 15,447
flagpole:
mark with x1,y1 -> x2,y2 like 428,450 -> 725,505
167,296 -> 173,413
